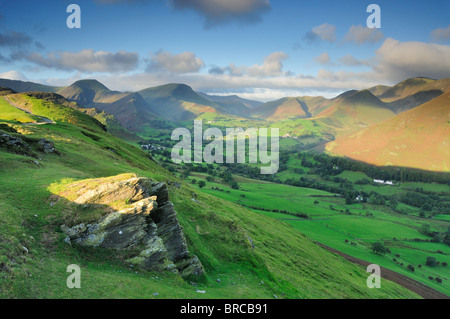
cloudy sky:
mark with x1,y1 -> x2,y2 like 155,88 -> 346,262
1,0 -> 449,101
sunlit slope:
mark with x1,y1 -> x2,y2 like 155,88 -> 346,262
315,89 -> 396,135
371,77 -> 450,113
59,79 -> 158,130
252,96 -> 329,121
326,92 -> 450,172
0,94 -> 419,299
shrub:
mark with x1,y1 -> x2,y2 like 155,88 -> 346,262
406,264 -> 415,272
372,242 -> 387,255
426,256 -> 437,267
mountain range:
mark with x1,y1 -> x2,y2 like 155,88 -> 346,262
0,76 -> 448,171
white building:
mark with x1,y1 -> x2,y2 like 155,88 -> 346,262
373,179 -> 394,185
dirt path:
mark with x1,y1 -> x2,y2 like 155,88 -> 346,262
2,96 -> 55,124
316,242 -> 449,299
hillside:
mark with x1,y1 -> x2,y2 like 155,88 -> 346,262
315,89 -> 396,135
0,79 -> 60,93
371,77 -> 450,113
0,91 -> 419,299
197,92 -> 262,118
252,96 -> 329,121
58,80 -> 158,131
138,83 -> 230,122
326,92 -> 450,172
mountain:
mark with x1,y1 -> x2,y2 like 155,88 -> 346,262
58,79 -> 112,106
314,89 -> 396,135
326,91 -> 450,172
251,96 -> 329,121
0,78 -> 60,93
198,92 -> 263,118
138,83 -> 230,122
199,93 -> 262,109
0,91 -> 106,131
370,77 -> 450,113
59,79 -> 158,131
0,92 -> 417,299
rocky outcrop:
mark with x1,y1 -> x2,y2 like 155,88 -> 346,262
0,128 -> 59,157
61,175 -> 204,278
0,132 -> 36,157
37,138 -> 58,154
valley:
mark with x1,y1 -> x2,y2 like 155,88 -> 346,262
0,76 -> 449,299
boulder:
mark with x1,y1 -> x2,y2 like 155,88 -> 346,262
61,175 -> 204,278
0,132 -> 36,157
37,138 -> 59,154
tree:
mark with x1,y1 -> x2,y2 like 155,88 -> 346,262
388,198 -> 398,210
426,256 -> 437,267
406,264 -> 415,272
191,179 -> 197,185
345,196 -> 352,205
372,242 -> 387,255
230,181 -> 239,190
198,180 -> 206,188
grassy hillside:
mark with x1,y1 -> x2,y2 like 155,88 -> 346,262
316,90 -> 395,135
327,92 -> 450,172
372,78 -> 450,113
0,79 -> 60,93
0,93 -> 419,299
252,96 -> 329,121
138,83 -> 225,122
171,153 -> 450,296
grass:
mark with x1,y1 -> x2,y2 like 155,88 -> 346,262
0,97 -> 40,123
190,173 -> 450,296
0,97 -> 420,299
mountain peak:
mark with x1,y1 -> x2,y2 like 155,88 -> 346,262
70,79 -> 110,92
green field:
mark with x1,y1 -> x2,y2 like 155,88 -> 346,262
0,95 -> 422,299
189,173 -> 450,296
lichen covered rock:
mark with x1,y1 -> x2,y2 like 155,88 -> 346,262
60,175 -> 204,278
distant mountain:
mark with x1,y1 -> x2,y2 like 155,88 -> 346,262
0,78 -> 60,93
197,92 -> 263,118
58,79 -> 112,106
251,96 -> 329,121
326,92 -> 450,172
58,80 -> 158,130
314,89 -> 396,135
368,85 -> 391,97
138,83 -> 228,122
370,77 -> 450,113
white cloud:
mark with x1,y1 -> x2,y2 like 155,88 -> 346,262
315,52 -> 331,65
304,23 -> 336,43
11,38 -> 450,102
0,70 -> 28,81
339,54 -> 362,66
21,49 -> 139,73
247,52 -> 288,77
374,38 -> 450,81
344,25 -> 384,44
149,51 -> 205,73
208,52 -> 289,78
431,25 -> 450,43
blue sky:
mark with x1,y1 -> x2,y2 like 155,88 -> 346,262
1,0 -> 449,100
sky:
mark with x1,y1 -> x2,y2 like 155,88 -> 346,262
0,0 -> 449,101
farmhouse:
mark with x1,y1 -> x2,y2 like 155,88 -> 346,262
373,179 -> 394,185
